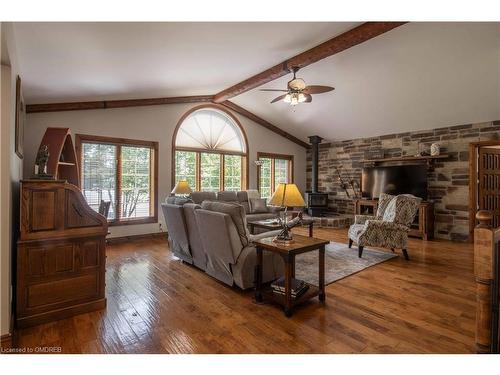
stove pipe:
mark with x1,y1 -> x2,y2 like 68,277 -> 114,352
308,135 -> 323,193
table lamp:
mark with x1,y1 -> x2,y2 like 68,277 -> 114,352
269,183 -> 306,243
171,180 -> 192,197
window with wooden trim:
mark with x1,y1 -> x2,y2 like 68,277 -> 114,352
76,134 -> 158,226
257,152 -> 294,199
173,106 -> 248,191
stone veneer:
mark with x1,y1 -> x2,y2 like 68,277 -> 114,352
306,121 -> 500,241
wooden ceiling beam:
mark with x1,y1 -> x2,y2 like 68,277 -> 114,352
25,95 -> 309,148
220,100 -> 309,149
212,22 -> 407,103
26,95 -> 214,113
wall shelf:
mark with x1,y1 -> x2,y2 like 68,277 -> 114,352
37,127 -> 80,188
364,154 -> 449,163
364,154 -> 449,169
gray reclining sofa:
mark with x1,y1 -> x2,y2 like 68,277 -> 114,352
161,190 -> 283,289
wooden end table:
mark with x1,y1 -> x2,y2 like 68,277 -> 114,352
253,234 -> 329,317
248,218 -> 314,237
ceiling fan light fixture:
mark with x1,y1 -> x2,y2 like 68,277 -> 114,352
266,67 -> 334,106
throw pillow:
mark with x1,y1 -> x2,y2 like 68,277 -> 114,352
249,198 -> 268,213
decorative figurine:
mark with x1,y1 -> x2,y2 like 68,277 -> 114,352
34,145 -> 53,178
275,215 -> 303,243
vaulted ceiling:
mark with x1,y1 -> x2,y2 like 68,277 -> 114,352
12,22 -> 500,142
13,22 -> 359,102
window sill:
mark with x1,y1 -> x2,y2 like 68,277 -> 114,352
108,216 -> 158,226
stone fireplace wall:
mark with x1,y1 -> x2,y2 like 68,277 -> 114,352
306,120 -> 500,241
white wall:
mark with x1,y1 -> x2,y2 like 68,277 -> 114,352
1,22 -> 23,338
25,104 -> 307,238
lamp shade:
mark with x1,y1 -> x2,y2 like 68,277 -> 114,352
171,180 -> 192,195
269,183 -> 306,207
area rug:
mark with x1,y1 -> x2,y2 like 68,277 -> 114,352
295,241 -> 397,286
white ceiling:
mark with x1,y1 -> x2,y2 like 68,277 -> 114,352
12,22 -> 358,102
13,22 -> 500,142
234,22 -> 500,141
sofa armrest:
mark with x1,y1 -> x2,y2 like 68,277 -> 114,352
355,215 -> 376,224
248,229 -> 282,242
364,220 -> 409,232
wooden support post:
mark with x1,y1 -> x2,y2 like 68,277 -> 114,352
474,210 -> 495,353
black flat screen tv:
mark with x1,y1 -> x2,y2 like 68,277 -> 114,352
361,165 -> 427,200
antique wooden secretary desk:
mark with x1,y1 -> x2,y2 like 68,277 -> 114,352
16,128 -> 108,328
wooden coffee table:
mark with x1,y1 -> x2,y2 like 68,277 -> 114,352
248,218 -> 314,237
253,234 -> 329,317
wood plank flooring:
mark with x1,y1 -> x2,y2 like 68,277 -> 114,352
13,228 -> 476,353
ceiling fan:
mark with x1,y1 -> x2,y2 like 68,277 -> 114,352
260,67 -> 335,106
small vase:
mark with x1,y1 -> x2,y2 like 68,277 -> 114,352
430,143 -> 440,156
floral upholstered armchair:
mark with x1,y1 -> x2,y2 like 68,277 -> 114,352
348,193 -> 422,260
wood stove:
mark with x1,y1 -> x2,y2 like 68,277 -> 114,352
306,135 -> 329,216
305,192 -> 329,216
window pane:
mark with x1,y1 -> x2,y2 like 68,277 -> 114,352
274,158 -> 289,187
121,146 -> 151,219
200,153 -> 220,192
82,143 -> 117,219
175,151 -> 196,189
259,157 -> 272,199
224,155 -> 242,191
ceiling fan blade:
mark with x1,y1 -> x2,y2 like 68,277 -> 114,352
271,94 -> 288,103
304,93 -> 313,103
259,89 -> 289,92
303,85 -> 335,95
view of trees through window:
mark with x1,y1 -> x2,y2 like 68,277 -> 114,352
258,154 -> 293,200
259,158 -> 272,199
121,146 -> 151,218
200,153 -> 221,192
224,155 -> 242,191
82,143 -> 117,219
174,151 -> 196,190
174,151 -> 244,191
80,137 -> 156,223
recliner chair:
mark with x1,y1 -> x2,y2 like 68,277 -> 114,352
183,203 -> 207,270
161,203 -> 193,263
195,200 -> 283,289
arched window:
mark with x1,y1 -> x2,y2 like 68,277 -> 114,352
172,105 -> 248,192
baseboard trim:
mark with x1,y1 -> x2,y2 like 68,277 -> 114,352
107,231 -> 167,244
1,333 -> 13,349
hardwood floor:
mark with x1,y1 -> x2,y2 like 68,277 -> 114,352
13,228 -> 476,353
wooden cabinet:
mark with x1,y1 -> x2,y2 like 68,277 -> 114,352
354,198 -> 434,241
16,180 -> 108,328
